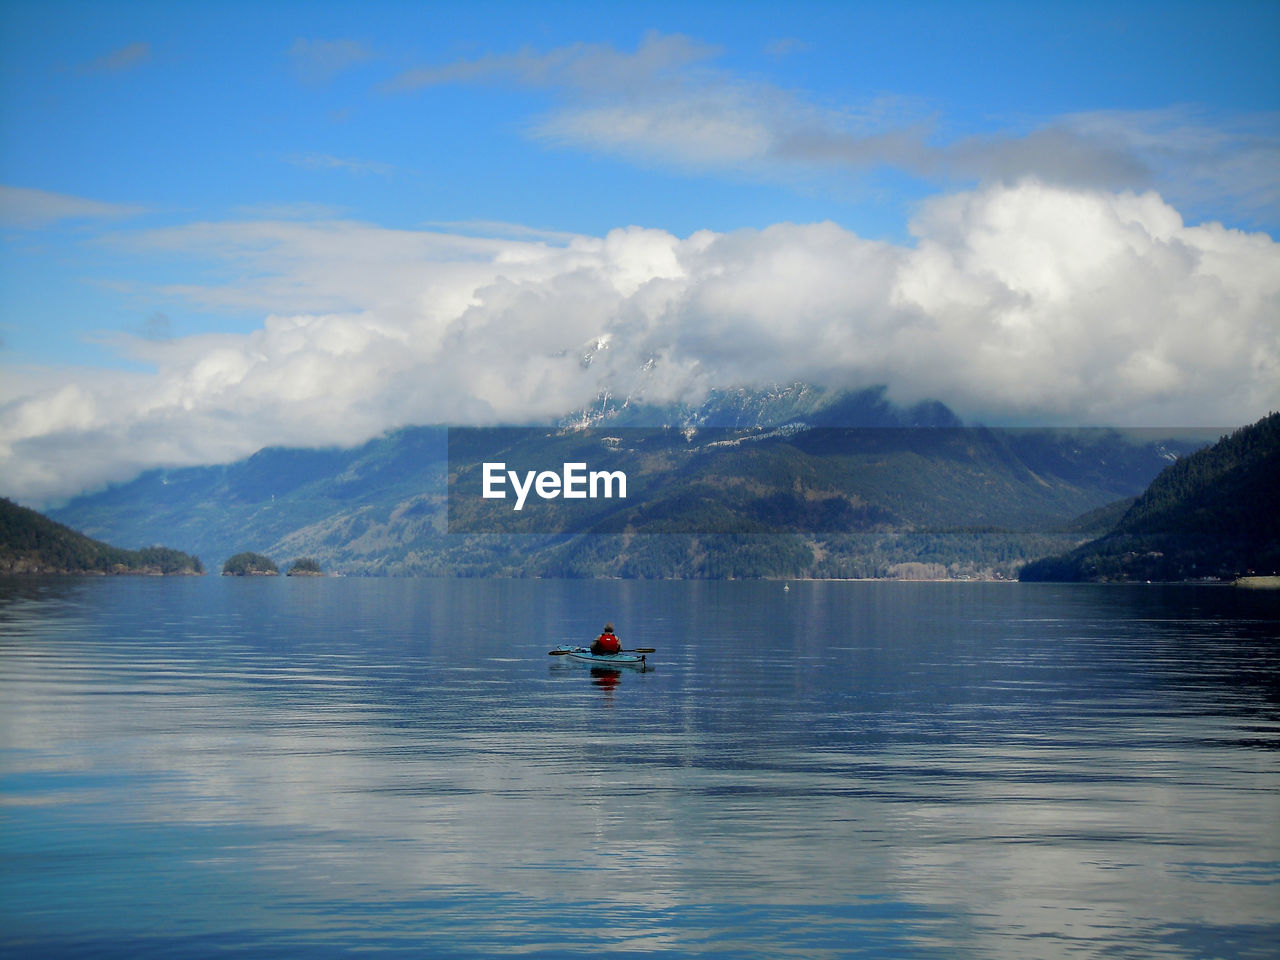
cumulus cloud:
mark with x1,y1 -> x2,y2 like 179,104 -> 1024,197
3,181 -> 1278,505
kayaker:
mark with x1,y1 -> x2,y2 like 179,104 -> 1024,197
591,622 -> 622,655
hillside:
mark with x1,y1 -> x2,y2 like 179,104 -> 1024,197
47,386 -> 1211,579
0,498 -> 204,576
51,426 -> 449,575
1020,412 -> 1280,582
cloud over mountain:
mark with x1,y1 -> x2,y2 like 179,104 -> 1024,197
2,180 -> 1277,505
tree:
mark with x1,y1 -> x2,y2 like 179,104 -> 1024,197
222,552 -> 278,576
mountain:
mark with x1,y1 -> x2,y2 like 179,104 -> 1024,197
560,382 -> 962,432
0,497 -> 203,575
1020,412 -> 1280,582
49,426 -> 448,575
47,386 -> 1212,579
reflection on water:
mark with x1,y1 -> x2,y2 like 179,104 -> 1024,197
1,577 -> 1278,958
590,666 -> 622,691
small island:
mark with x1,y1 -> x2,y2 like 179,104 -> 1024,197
286,557 -> 324,576
221,552 -> 279,576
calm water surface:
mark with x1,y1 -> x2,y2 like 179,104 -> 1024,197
1,577 -> 1277,958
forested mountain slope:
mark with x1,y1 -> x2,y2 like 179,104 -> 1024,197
1,497 -> 203,575
1021,413 -> 1280,582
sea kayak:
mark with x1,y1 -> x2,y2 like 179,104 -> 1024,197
552,645 -> 650,670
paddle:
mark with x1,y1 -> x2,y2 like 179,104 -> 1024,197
548,647 -> 656,655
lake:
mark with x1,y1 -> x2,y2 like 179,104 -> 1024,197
1,577 -> 1278,958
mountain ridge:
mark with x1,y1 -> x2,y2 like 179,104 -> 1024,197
1020,412 -> 1280,582
45,386 -> 1216,579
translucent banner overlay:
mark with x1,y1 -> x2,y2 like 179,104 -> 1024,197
446,425 -> 1220,536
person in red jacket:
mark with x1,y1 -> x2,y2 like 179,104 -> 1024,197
591,622 -> 621,655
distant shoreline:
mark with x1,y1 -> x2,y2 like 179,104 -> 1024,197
0,571 -> 1251,584
1234,575 -> 1280,590
0,565 -> 204,577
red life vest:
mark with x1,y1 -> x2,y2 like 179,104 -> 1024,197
593,632 -> 621,654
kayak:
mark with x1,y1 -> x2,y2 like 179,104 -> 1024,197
552,645 -> 650,670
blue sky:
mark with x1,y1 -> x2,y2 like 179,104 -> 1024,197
1,0 -> 1279,503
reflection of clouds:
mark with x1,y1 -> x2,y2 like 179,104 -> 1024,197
2,581 -> 1278,957
878,743 -> 1280,957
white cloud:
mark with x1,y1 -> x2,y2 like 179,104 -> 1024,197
386,31 -> 717,94
234,201 -> 347,220
764,38 -> 812,58
287,38 -> 374,84
0,185 -> 146,228
3,181 -> 1278,505
1054,107 -> 1280,227
388,33 -> 1280,223
536,100 -> 778,168
284,153 -> 395,176
392,32 -> 901,176
105,218 -> 593,317
421,220 -> 585,244
79,41 -> 151,74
